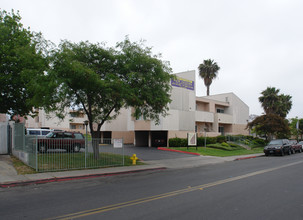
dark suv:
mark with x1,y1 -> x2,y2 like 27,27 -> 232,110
264,139 -> 292,156
37,131 -> 85,153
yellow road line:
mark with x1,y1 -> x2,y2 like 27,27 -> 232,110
47,160 -> 303,220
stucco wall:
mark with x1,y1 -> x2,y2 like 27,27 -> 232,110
231,124 -> 249,135
112,131 -> 134,144
202,93 -> 249,124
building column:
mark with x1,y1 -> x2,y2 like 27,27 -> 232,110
148,131 -> 151,147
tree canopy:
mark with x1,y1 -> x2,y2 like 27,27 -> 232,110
0,10 -> 50,117
198,59 -> 220,96
47,38 -> 173,138
289,118 -> 303,140
248,114 -> 290,140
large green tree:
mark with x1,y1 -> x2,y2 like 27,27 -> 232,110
248,87 -> 292,141
0,10 -> 50,117
47,38 -> 172,157
198,59 -> 220,96
289,118 -> 303,140
248,114 -> 290,140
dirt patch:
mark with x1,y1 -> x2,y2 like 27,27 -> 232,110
10,156 -> 37,175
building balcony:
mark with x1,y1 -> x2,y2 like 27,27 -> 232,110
217,113 -> 233,124
195,111 -> 214,123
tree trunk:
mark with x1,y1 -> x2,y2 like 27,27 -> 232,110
206,85 -> 210,96
268,133 -> 273,142
91,130 -> 101,160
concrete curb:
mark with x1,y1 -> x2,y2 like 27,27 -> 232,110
0,167 -> 166,188
157,147 -> 201,156
234,155 -> 263,161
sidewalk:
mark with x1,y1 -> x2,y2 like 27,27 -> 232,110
0,153 -> 263,188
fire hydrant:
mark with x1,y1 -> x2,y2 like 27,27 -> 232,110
130,154 -> 138,165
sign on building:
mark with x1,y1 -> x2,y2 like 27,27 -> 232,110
171,77 -> 195,91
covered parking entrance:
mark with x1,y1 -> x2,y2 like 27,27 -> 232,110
135,131 -> 168,147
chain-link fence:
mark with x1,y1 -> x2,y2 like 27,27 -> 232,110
22,136 -> 125,172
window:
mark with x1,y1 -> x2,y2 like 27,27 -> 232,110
54,133 -> 64,138
70,124 -> 77,129
64,133 -> 73,139
41,130 -> 51,135
29,130 -> 40,135
219,126 -> 224,134
70,112 -> 84,118
74,133 -> 84,139
217,108 -> 224,113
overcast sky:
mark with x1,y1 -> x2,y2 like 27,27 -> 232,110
2,0 -> 303,118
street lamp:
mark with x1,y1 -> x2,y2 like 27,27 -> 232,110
83,120 -> 88,168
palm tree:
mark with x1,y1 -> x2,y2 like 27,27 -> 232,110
198,59 -> 220,96
259,87 -> 292,118
259,87 -> 280,115
277,94 -> 292,118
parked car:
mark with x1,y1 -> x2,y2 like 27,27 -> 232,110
37,131 -> 85,153
27,128 -> 53,136
289,140 -> 302,153
264,139 -> 292,156
298,141 -> 303,150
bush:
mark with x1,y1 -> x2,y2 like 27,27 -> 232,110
251,138 -> 267,147
197,137 -> 217,146
169,138 -> 187,147
229,143 -> 243,149
216,135 -> 226,143
221,142 -> 230,147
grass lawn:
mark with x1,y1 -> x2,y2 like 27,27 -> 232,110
12,153 -> 144,173
36,152 -> 145,172
170,146 -> 264,157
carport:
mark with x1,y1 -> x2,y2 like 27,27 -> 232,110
135,131 -> 168,147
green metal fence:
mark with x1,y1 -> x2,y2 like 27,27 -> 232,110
23,136 -> 125,172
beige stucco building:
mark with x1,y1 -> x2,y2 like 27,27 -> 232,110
26,70 -> 249,147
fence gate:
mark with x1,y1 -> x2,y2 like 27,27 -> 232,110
0,123 -> 8,154
13,123 -> 25,151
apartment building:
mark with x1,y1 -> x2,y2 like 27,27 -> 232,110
26,70 -> 249,147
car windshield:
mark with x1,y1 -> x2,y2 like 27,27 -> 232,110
269,140 -> 283,145
46,132 -> 54,138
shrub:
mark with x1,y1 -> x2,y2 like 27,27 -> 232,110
221,142 -> 230,147
169,138 -> 187,147
197,137 -> 217,146
251,138 -> 267,147
229,143 -> 243,149
216,135 -> 226,143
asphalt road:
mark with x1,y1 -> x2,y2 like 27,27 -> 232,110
1,153 -> 303,219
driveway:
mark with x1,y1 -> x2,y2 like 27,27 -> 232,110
121,145 -> 197,161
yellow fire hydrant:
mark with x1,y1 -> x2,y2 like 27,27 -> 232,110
130,154 -> 138,165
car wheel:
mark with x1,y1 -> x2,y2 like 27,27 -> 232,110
39,144 -> 47,153
73,144 -> 81,153
281,149 -> 285,156
299,148 -> 302,153
287,148 -> 291,155
265,153 -> 269,156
